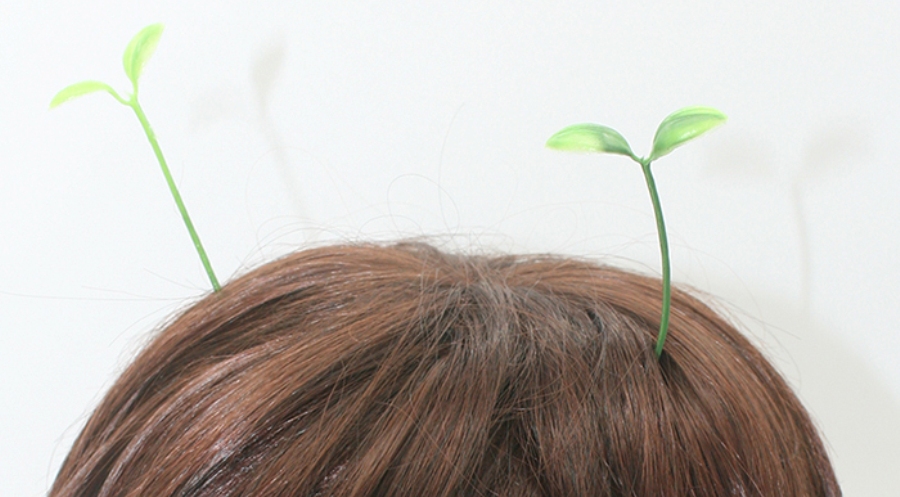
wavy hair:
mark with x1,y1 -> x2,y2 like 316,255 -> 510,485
50,243 -> 840,496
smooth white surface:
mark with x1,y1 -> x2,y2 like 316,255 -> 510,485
2,1 -> 898,495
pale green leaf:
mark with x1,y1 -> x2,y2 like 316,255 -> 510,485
122,23 -> 164,88
50,81 -> 122,108
649,106 -> 726,161
546,123 -> 635,159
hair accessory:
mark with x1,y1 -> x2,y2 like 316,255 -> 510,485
547,106 -> 726,357
50,24 -> 221,292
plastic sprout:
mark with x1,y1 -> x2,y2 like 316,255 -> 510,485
51,24 -> 221,292
547,106 -> 726,357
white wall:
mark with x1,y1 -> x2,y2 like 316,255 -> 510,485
2,1 -> 898,495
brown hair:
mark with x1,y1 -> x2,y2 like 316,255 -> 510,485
50,242 -> 840,496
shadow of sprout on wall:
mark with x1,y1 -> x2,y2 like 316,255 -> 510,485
703,118 -> 898,494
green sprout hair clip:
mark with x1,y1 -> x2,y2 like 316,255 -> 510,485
51,24 -> 221,292
547,106 -> 726,357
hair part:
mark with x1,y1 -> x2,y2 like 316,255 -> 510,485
51,242 -> 840,496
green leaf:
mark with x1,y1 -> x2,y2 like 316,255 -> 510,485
546,123 -> 635,159
49,80 -> 123,108
648,106 -> 726,161
122,23 -> 164,88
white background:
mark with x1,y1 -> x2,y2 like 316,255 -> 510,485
2,1 -> 899,495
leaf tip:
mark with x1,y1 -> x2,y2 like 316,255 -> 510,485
48,93 -> 67,109
545,128 -> 576,150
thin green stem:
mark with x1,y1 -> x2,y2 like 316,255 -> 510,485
638,159 -> 671,358
128,98 -> 221,292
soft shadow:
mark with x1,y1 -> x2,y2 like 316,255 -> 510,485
704,131 -> 775,181
791,120 -> 870,310
251,37 -> 308,220
705,118 -> 870,311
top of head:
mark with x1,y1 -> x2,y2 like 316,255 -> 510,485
51,242 -> 839,496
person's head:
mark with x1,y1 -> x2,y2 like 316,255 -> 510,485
51,242 -> 840,496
